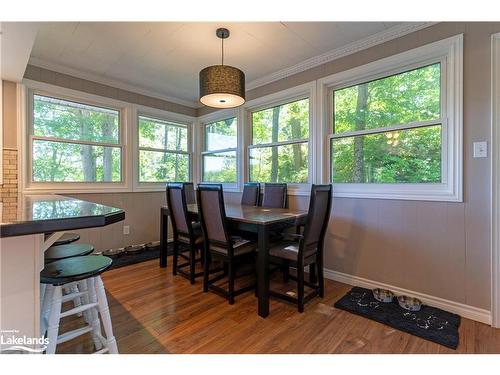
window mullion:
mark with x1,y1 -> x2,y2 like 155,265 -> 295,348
330,119 -> 443,139
31,135 -> 122,148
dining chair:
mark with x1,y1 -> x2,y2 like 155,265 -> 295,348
166,182 -> 204,284
261,183 -> 287,208
268,184 -> 332,312
241,182 -> 260,206
197,184 -> 257,304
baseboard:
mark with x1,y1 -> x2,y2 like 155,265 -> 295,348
324,268 -> 492,325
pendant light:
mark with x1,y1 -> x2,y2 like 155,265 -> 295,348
199,28 -> 246,108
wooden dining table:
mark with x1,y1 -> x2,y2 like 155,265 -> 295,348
159,203 -> 308,317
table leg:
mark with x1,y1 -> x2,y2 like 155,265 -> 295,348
160,208 -> 168,268
257,225 -> 270,318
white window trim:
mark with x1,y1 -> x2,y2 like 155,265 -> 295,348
318,34 -> 463,202
21,79 -> 133,194
133,105 -> 195,192
198,109 -> 240,191
243,81 -> 317,196
198,108 -> 242,192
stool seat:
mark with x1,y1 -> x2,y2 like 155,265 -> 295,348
45,243 -> 94,262
41,256 -> 112,286
46,232 -> 81,246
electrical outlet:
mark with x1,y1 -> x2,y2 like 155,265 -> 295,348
123,225 -> 130,235
473,141 -> 487,158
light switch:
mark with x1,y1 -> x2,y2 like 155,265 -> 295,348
473,141 -> 488,158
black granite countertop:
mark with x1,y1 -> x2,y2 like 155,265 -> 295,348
0,194 -> 125,238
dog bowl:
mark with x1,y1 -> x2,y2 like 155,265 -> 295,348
145,241 -> 160,251
103,248 -> 124,258
372,288 -> 394,303
398,295 -> 422,312
124,244 -> 145,255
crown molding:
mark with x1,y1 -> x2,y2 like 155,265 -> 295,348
246,22 -> 438,91
27,57 -> 201,109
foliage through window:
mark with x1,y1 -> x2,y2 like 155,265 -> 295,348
32,94 -> 122,182
202,117 -> 237,183
249,98 -> 309,183
331,63 -> 442,184
138,115 -> 189,183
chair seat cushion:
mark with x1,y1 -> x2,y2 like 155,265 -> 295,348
177,222 -> 203,245
269,241 -> 300,261
210,236 -> 257,256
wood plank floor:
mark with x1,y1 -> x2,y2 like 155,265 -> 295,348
58,257 -> 500,354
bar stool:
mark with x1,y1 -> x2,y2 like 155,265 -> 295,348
40,255 -> 118,354
45,232 -> 81,246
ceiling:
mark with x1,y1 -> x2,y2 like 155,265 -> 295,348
29,22 -> 411,107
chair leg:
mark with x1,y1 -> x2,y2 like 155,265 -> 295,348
228,260 -> 235,305
309,263 -> 317,284
297,262 -> 305,313
189,246 -> 196,284
172,241 -> 178,275
81,279 -> 103,351
203,247 -> 209,293
94,276 -> 118,354
317,253 -> 324,298
45,285 -> 62,354
282,260 -> 290,283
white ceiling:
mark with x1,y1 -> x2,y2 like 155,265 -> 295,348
29,22 -> 410,107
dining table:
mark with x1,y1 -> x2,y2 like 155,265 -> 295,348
159,203 -> 308,318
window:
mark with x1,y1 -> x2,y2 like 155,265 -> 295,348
201,117 -> 237,183
331,63 -> 442,184
138,115 -> 190,183
249,98 -> 309,183
321,34 -> 463,201
31,94 -> 122,183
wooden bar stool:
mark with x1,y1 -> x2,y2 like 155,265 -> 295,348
45,243 -> 94,263
40,255 -> 118,354
45,232 -> 81,246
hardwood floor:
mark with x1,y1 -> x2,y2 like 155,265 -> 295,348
58,257 -> 500,354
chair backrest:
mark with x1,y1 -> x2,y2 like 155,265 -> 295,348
261,183 -> 287,208
184,182 -> 196,204
197,184 -> 232,250
241,182 -> 260,206
301,184 -> 332,255
166,182 -> 192,238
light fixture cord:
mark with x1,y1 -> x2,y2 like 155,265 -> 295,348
221,36 -> 224,66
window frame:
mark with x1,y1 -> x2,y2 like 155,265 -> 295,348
244,81 -> 317,195
200,111 -> 239,189
134,105 -> 194,191
318,34 -> 463,201
24,82 -> 131,193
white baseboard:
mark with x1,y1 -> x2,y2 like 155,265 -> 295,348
324,268 -> 492,325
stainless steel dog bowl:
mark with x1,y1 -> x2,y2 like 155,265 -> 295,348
145,241 -> 160,251
398,295 -> 422,311
372,288 -> 394,303
103,247 -> 124,258
124,244 -> 145,255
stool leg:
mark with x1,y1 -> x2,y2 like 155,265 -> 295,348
94,276 -> 118,354
69,283 -> 83,317
40,284 -> 54,337
46,285 -> 62,354
87,277 -> 104,351
79,279 -> 103,350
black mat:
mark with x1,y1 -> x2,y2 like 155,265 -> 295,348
109,244 -> 177,269
334,287 -> 461,349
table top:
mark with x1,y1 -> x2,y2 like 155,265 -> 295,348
0,194 -> 125,238
177,203 -> 307,226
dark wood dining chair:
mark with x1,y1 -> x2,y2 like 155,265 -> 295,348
241,182 -> 260,206
269,184 -> 332,312
166,182 -> 204,284
197,184 -> 257,304
261,183 -> 287,208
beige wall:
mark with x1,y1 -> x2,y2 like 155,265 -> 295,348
219,22 -> 499,311
6,22 -> 498,311
2,81 -> 17,149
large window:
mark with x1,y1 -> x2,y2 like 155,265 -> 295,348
249,98 -> 309,183
321,34 -> 463,201
201,117 -> 237,183
331,63 -> 442,184
138,115 -> 190,183
31,94 -> 122,183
